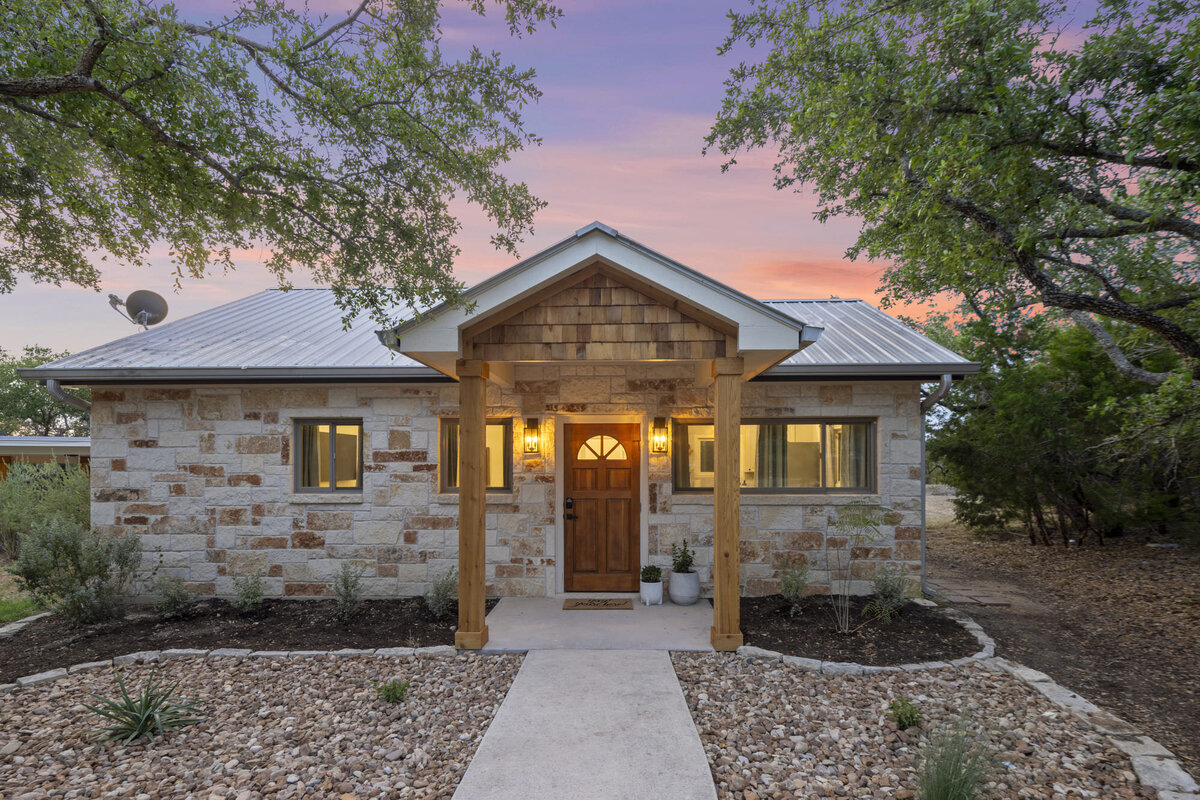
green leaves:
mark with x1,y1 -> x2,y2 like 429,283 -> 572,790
1,0 -> 560,324
0,345 -> 88,435
84,670 -> 203,744
709,0 -> 1199,380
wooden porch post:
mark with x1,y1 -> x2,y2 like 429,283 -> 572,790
455,359 -> 489,650
711,357 -> 744,651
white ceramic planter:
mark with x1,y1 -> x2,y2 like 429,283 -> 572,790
668,570 -> 700,606
640,580 -> 663,606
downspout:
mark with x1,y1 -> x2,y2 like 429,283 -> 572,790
919,374 -> 954,598
46,379 -> 91,412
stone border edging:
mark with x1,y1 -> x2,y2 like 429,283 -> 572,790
733,600 -> 1200,799
734,597 -> 996,675
0,612 -> 52,640
0,645 -> 462,695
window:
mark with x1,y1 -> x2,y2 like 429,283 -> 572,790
440,418 -> 513,492
673,419 -> 874,493
295,420 -> 363,492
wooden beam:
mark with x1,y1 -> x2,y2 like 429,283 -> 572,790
455,358 -> 489,650
711,357 -> 744,651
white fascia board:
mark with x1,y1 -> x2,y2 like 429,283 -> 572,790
394,229 -> 804,357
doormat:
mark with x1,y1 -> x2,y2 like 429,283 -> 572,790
562,598 -> 633,610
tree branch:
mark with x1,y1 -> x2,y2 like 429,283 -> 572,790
1038,138 -> 1199,173
1069,311 -> 1180,386
298,0 -> 372,52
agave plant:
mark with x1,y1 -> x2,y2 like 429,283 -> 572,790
84,670 -> 203,743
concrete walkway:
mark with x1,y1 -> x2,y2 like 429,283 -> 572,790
453,650 -> 717,800
481,596 -> 715,652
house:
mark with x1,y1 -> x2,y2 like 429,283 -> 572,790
0,435 -> 90,480
22,222 -> 977,650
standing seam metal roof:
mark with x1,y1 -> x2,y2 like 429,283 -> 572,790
22,289 -> 976,381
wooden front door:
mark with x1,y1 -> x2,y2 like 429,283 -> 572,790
564,423 -> 641,592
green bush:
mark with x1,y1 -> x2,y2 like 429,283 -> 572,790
334,563 -> 364,620
84,670 -> 203,743
373,678 -> 411,704
8,516 -> 140,625
231,571 -> 264,613
889,697 -> 922,730
865,563 -> 912,622
0,461 -> 90,557
779,563 -> 808,616
425,567 -> 457,619
670,541 -> 695,573
917,723 -> 992,800
640,564 -> 662,582
152,575 -> 197,620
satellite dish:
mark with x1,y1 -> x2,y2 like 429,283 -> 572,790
108,290 -> 168,329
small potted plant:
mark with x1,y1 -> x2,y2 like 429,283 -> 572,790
668,541 -> 699,606
639,565 -> 663,606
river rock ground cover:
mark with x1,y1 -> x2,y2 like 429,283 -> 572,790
672,652 -> 1154,800
0,653 -> 522,799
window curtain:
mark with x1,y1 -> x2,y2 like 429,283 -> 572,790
444,421 -> 459,488
756,424 -> 787,488
300,425 -> 323,487
828,423 -> 869,488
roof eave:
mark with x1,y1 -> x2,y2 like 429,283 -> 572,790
760,362 -> 982,380
18,366 -> 450,386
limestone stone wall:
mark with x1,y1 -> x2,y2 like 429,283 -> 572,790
87,368 -> 922,599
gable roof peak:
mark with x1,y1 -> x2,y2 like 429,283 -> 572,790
575,221 -> 619,238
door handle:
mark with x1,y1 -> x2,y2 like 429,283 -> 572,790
565,513 -> 578,520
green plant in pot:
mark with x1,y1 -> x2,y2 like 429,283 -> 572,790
639,564 -> 663,606
668,541 -> 700,606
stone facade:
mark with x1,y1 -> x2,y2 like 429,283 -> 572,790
88,366 -> 923,599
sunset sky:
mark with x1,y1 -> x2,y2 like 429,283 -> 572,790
1,0 -> 931,355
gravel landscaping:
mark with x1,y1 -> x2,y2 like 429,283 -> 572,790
0,653 -> 522,798
672,652 -> 1155,800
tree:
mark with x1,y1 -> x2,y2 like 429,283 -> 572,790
0,346 -> 90,435
707,0 -> 1199,384
0,0 -> 559,322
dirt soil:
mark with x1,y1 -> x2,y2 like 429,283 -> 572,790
927,508 -> 1200,780
740,594 -> 981,664
0,597 -> 498,683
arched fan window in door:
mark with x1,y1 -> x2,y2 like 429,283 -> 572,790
576,434 -> 628,462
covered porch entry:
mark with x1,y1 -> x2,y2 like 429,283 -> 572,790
384,222 -> 818,651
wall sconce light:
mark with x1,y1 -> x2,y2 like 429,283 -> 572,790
523,418 -> 540,454
651,417 -> 669,454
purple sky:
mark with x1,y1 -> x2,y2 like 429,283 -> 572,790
0,0 -> 928,355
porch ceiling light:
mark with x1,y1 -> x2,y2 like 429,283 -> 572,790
651,417 -> 669,454
523,418 -> 540,454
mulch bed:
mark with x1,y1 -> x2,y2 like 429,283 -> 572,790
0,597 -> 498,683
740,594 -> 981,664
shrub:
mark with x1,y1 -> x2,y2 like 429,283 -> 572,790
425,567 -> 457,619
828,501 -> 884,633
8,516 -> 141,625
231,571 -> 264,613
917,723 -> 992,800
889,697 -> 922,730
670,541 -> 695,574
640,564 -> 662,583
865,563 -> 912,622
373,678 -> 411,704
84,670 -> 203,743
333,563 -> 364,620
153,575 -> 197,620
779,563 -> 808,616
0,461 -> 90,557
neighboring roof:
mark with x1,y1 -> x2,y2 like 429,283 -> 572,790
21,222 -> 978,384
0,435 -> 90,455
